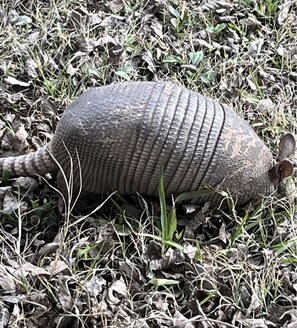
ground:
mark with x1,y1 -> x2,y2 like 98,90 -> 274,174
0,0 -> 297,327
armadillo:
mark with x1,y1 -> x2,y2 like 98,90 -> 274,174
0,82 -> 295,206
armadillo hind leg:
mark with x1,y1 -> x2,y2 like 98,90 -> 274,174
56,170 -> 83,212
0,145 -> 57,177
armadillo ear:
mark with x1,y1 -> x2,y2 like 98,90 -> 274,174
276,159 -> 294,180
276,133 -> 296,161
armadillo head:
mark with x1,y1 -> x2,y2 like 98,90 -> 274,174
213,132 -> 295,207
268,133 -> 295,197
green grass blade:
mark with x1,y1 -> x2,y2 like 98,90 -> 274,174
158,162 -> 168,240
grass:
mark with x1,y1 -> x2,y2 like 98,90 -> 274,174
0,0 -> 296,327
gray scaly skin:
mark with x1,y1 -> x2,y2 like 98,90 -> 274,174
0,82 -> 295,206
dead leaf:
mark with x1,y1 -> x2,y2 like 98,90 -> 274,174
58,280 -> 73,311
0,305 -> 10,328
106,278 -> 127,304
278,1 -> 292,24
279,309 -> 297,325
109,0 -> 124,13
26,58 -> 39,78
27,31 -> 40,44
258,99 -> 274,112
3,193 -> 27,214
200,1 -> 233,12
99,15 -> 125,28
154,295 -> 169,312
0,264 -> 16,293
10,15 -> 32,26
86,276 -> 106,297
13,124 -> 29,150
248,39 -> 264,54
20,262 -> 50,276
0,186 -> 12,199
277,46 -> 286,56
218,221 -> 227,244
183,242 -> 197,259
12,177 -> 38,191
98,34 -> 117,47
246,77 -> 257,91
247,291 -> 261,314
87,13 -> 102,26
142,51 -> 156,73
76,36 -> 100,53
173,310 -> 195,328
148,247 -> 186,271
1,295 -> 26,304
66,63 -> 79,76
118,259 -> 146,284
47,260 -> 69,276
67,7 -> 88,29
37,241 -> 60,258
150,19 -> 163,38
4,77 -> 30,88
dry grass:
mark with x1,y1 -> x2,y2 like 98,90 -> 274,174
0,0 -> 297,327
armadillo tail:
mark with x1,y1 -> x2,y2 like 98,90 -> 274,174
0,144 -> 58,177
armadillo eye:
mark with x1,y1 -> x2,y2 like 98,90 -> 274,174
268,166 -> 279,187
